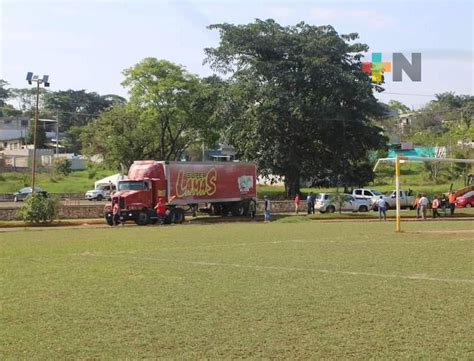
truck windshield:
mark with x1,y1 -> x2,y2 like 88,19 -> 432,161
118,181 -> 145,191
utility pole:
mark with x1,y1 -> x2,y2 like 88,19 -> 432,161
56,112 -> 59,155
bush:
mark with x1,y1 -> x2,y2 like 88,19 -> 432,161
88,168 -> 97,179
54,158 -> 72,177
17,193 -> 59,224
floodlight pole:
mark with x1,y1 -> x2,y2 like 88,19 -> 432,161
395,155 -> 401,232
31,81 -> 40,194
27,72 -> 50,194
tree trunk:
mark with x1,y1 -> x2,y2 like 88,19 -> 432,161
285,172 -> 300,199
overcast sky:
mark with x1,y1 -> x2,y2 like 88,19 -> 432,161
0,0 -> 472,109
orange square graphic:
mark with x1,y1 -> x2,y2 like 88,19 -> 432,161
381,62 -> 391,72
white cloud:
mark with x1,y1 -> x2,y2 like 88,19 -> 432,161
310,7 -> 397,29
268,6 -> 293,19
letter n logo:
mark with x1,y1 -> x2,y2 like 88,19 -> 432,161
393,53 -> 422,81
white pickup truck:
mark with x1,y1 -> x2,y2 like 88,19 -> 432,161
371,190 -> 416,210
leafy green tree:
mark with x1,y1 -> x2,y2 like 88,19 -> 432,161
119,58 -> 223,161
0,79 -> 11,107
11,87 -> 48,116
54,158 -> 72,176
43,89 -> 125,130
387,100 -> 410,114
81,105 -> 149,168
205,19 -> 387,197
25,122 -> 48,148
0,80 -> 21,116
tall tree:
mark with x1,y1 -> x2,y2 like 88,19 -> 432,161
121,58 -> 222,161
0,79 -> 10,107
43,89 -> 125,131
0,80 -> 21,116
205,19 -> 387,197
25,121 -> 48,148
83,59 -> 224,168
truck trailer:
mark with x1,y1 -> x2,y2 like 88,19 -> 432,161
105,160 -> 256,225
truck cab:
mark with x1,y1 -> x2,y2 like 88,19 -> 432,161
105,162 -> 181,226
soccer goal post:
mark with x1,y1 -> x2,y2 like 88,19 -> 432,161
373,156 -> 474,232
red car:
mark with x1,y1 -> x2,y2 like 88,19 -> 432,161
455,190 -> 474,208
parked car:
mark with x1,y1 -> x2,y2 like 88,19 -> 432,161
314,193 -> 372,213
455,190 -> 474,208
13,187 -> 48,202
85,184 -> 115,201
351,188 -> 383,201
371,190 -> 416,210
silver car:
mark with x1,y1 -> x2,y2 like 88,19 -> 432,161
314,193 -> 372,213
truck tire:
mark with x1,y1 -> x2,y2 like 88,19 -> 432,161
96,194 -> 103,201
105,214 -> 114,226
231,202 -> 245,216
136,211 -> 149,226
358,205 -> 368,212
164,209 -> 176,224
174,208 -> 185,224
326,205 -> 336,213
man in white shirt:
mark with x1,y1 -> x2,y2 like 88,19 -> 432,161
376,196 -> 387,221
419,194 -> 429,220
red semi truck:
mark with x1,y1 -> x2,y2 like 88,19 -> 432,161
105,160 -> 257,225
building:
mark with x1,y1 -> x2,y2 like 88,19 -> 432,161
0,117 -> 29,150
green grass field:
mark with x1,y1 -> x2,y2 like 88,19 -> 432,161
1,219 -> 473,358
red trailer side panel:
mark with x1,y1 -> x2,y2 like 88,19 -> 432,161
165,162 -> 256,204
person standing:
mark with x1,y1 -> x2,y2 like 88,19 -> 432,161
419,194 -> 429,220
248,200 -> 256,219
294,193 -> 300,214
376,196 -> 387,220
431,195 -> 440,218
310,192 -> 316,214
448,191 -> 456,216
413,193 -> 421,219
112,199 -> 121,226
264,195 -> 272,223
154,198 -> 167,224
440,194 -> 448,216
306,192 -> 313,214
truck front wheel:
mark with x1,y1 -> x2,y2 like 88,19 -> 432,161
164,209 -> 176,224
136,211 -> 149,226
105,213 -> 114,226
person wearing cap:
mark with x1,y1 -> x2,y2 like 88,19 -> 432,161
263,195 -> 271,223
154,198 -> 167,224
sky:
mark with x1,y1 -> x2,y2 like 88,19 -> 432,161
0,0 -> 472,109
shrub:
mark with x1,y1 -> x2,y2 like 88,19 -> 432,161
54,158 -> 72,176
88,168 -> 97,179
17,193 -> 59,224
